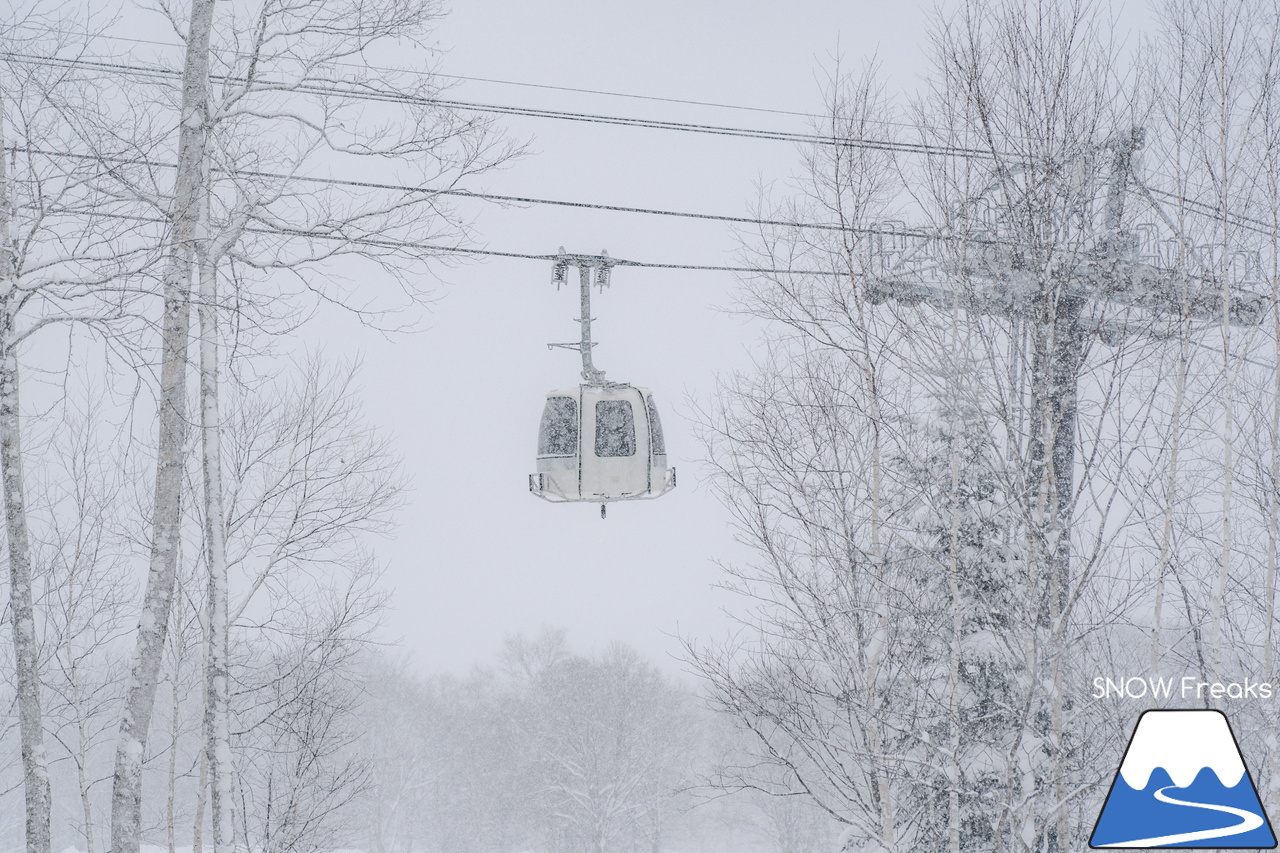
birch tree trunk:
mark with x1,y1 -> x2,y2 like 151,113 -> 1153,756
198,240 -> 234,853
0,328 -> 51,853
193,722 -> 208,853
1265,151 -> 1280,681
0,93 -> 52,853
944,303 -> 965,853
111,1 -> 216,850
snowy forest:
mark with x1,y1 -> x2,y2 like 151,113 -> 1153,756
4,0 -> 1280,852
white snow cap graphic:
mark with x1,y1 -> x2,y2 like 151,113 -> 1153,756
1118,710 -> 1246,790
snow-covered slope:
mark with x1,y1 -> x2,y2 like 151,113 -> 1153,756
1118,710 -> 1246,789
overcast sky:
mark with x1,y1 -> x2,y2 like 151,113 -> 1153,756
353,1 -> 934,677
80,0 -> 1157,678
326,0 -> 1164,677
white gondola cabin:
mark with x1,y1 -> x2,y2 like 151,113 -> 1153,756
529,384 -> 676,505
528,251 -> 676,516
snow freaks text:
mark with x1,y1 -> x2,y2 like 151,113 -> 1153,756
1092,677 -> 1274,700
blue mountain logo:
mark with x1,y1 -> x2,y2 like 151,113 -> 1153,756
1091,709 -> 1276,848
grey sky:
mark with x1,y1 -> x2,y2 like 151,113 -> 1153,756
347,1 -> 926,676
321,0 -> 1162,676
75,0 -> 1155,676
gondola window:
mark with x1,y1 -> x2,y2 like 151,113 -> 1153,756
538,396 -> 578,457
595,400 -> 636,457
646,396 -> 666,457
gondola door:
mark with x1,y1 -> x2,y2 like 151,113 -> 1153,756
580,386 -> 650,500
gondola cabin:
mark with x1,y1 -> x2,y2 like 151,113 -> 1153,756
530,250 -> 676,516
529,384 -> 676,506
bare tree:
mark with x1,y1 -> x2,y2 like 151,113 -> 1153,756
181,5 -> 512,848
232,562 -> 382,853
2,1 -> 507,851
361,645 -> 548,853
68,0 -> 520,845
686,2 -> 1245,851
357,632 -> 705,853
522,642 -> 696,853
108,0 -> 216,847
0,17 -> 158,853
198,358 -> 396,853
34,393 -> 140,853
1138,0 -> 1280,800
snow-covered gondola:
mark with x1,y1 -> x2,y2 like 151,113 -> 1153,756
528,251 -> 676,517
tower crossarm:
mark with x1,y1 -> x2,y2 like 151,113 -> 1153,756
861,230 -> 1265,333
855,125 -> 1265,334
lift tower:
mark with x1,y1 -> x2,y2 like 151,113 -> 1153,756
860,129 -> 1263,615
